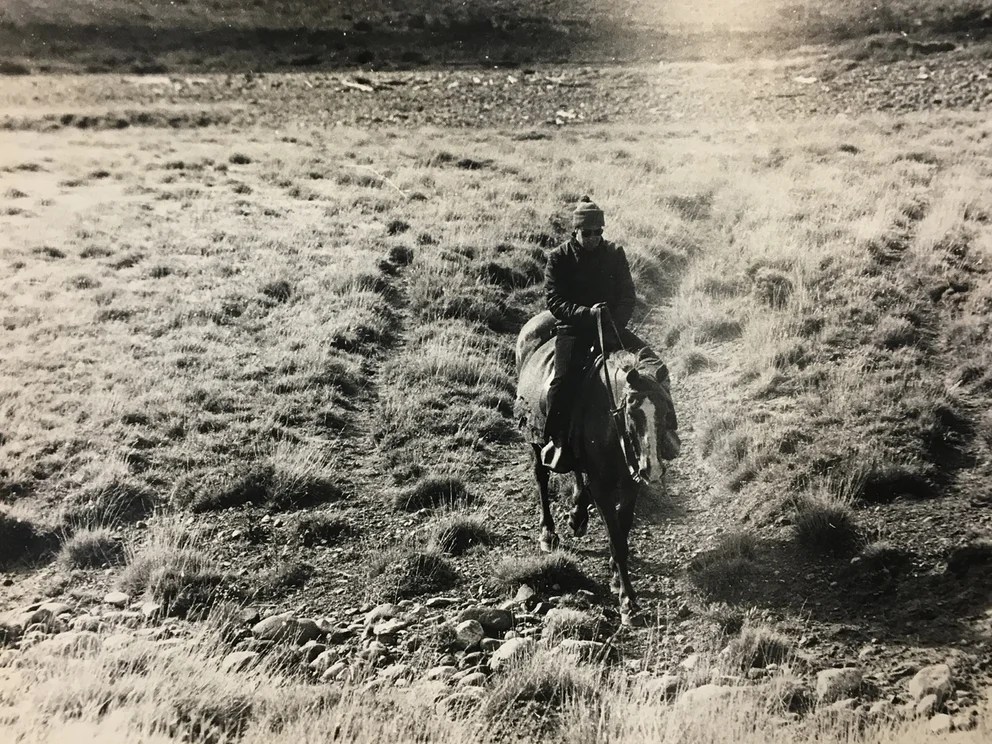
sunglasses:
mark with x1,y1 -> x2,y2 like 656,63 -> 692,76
580,228 -> 603,237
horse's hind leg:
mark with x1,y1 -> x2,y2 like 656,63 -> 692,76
568,471 -> 591,538
532,445 -> 560,553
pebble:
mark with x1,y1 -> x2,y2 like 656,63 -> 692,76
103,592 -> 129,608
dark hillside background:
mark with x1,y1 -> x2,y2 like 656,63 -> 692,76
1,0 -> 991,73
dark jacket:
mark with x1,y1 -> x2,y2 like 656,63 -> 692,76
545,237 -> 636,336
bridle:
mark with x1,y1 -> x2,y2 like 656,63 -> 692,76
595,308 -> 646,485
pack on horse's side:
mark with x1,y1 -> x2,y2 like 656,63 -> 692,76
514,309 -> 680,624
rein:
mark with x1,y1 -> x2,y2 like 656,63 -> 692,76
595,308 -> 642,485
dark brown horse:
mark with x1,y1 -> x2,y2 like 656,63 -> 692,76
515,311 -> 680,623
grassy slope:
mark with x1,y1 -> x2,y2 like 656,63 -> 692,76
2,103 -> 992,737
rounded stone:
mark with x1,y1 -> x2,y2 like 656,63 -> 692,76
454,620 -> 484,649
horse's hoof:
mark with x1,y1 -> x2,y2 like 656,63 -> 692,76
539,531 -> 560,553
620,602 -> 643,627
568,510 -> 588,538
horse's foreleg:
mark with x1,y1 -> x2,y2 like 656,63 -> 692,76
592,479 -> 639,623
568,471 -> 591,538
532,445 -> 560,553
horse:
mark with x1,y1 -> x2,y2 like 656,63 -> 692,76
514,310 -> 680,623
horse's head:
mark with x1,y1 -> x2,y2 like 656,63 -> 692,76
619,359 -> 680,484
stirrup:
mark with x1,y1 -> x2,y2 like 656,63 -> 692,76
540,439 -> 564,469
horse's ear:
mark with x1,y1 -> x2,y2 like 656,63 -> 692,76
655,364 -> 670,386
625,368 -> 640,385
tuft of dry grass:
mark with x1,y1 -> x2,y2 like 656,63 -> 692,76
119,526 -> 226,619
59,526 -> 124,568
722,623 -> 794,670
688,532 -> 762,597
426,513 -> 494,555
494,551 -> 595,594
393,476 -> 475,512
541,608 -> 604,643
368,546 -> 460,601
793,492 -> 861,557
61,468 -> 158,528
483,651 -> 603,732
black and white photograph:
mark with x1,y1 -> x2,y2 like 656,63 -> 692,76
1,1 -> 991,741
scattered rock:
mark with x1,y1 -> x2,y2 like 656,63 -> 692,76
364,603 -> 402,628
454,619 -> 484,649
37,602 -> 72,617
556,639 -> 608,662
437,688 -> 485,718
141,602 -> 163,619
222,651 -> 260,673
479,637 -> 502,653
320,660 -> 348,682
457,607 -> 513,635
908,664 -> 953,706
31,631 -> 101,657
103,592 -> 129,608
379,663 -> 412,683
68,615 -> 101,633
928,713 -> 953,734
424,665 -> 457,681
489,637 -> 536,673
424,597 -> 459,609
640,674 -> 682,701
326,625 -> 357,644
458,671 -> 489,687
816,668 -> 862,704
679,653 -> 700,671
373,617 -> 409,643
915,693 -> 939,717
309,649 -> 340,674
677,684 -> 742,708
251,614 -> 323,645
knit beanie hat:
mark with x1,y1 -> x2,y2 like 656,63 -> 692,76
572,195 -> 605,229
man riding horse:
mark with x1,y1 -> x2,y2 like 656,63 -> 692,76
515,196 -> 680,624
543,195 -> 637,468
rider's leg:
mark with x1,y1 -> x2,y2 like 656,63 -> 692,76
544,332 -> 577,444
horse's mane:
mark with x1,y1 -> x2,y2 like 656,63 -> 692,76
609,349 -> 663,378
